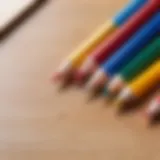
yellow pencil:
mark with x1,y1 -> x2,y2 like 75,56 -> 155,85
52,0 -> 147,82
68,20 -> 115,68
53,20 -> 115,82
115,60 -> 160,107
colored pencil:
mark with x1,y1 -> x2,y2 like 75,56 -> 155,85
115,60 -> 160,108
52,0 -> 148,82
145,93 -> 160,122
75,0 -> 159,83
106,37 -> 160,97
85,12 -> 160,92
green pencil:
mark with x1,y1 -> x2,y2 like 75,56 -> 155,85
105,36 -> 160,96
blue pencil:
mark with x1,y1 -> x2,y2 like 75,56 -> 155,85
113,0 -> 147,26
86,12 -> 160,92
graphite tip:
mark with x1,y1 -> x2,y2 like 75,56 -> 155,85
51,72 -> 63,82
74,71 -> 86,84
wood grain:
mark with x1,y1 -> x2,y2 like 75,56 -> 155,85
0,0 -> 160,159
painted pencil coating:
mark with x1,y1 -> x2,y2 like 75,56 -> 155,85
102,12 -> 160,77
86,12 -> 160,92
129,61 -> 160,97
106,37 -> 160,96
69,20 -> 116,68
95,0 -> 159,63
121,37 -> 160,81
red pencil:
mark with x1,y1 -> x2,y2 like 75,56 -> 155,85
75,0 -> 160,83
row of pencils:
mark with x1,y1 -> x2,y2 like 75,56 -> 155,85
52,0 -> 160,123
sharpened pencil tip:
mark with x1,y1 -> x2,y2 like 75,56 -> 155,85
103,88 -> 116,102
51,72 -> 62,82
86,89 -> 103,102
74,71 -> 85,84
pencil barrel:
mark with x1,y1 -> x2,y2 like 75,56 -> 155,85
113,0 -> 147,25
130,61 -> 160,97
120,37 -> 160,81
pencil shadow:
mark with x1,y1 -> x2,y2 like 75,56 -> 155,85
148,114 -> 160,127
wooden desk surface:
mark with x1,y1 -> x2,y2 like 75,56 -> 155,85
0,0 -> 160,159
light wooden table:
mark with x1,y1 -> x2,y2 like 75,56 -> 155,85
0,0 -> 160,159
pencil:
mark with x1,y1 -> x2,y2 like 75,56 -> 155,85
52,0 -> 147,82
115,60 -> 160,108
106,37 -> 160,97
85,12 -> 160,92
145,93 -> 160,122
75,0 -> 160,83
